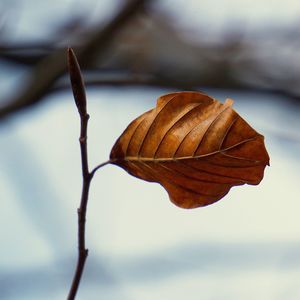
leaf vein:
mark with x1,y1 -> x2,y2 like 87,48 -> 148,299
193,106 -> 231,156
159,163 -> 236,185
125,113 -> 148,156
139,161 -> 222,198
137,95 -> 176,157
154,102 -> 204,158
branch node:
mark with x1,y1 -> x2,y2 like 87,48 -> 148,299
79,137 -> 87,143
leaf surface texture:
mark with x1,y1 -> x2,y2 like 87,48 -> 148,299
110,92 -> 269,208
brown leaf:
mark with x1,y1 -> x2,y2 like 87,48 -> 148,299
110,92 -> 270,209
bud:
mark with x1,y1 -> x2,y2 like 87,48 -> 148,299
67,48 -> 87,116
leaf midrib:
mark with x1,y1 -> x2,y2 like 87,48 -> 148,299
121,136 -> 259,163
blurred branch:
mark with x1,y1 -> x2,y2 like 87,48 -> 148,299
0,43 -> 53,64
2,1 -> 300,121
51,68 -> 300,102
0,0 -> 149,120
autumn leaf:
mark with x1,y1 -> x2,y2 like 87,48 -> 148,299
110,91 -> 269,209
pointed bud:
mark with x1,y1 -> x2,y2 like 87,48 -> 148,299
67,48 -> 87,116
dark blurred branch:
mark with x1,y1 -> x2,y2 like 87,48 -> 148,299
0,44 -> 54,64
0,0 -> 149,120
50,68 -> 300,102
51,72 -> 210,94
2,1 -> 300,121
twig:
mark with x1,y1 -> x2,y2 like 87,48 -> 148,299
67,47 -> 90,300
67,48 -> 110,300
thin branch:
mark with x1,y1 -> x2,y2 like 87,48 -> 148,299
67,48 -> 113,300
67,48 -> 90,300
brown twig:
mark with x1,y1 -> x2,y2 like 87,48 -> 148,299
67,48 -> 111,300
67,48 -> 90,300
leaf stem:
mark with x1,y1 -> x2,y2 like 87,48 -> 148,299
90,159 -> 115,177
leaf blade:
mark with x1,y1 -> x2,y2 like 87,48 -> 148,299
110,91 -> 269,208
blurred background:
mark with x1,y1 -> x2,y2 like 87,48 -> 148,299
1,0 -> 300,299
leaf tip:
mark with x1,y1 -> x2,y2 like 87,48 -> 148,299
224,98 -> 234,107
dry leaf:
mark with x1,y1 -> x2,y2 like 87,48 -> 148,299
110,91 -> 269,209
